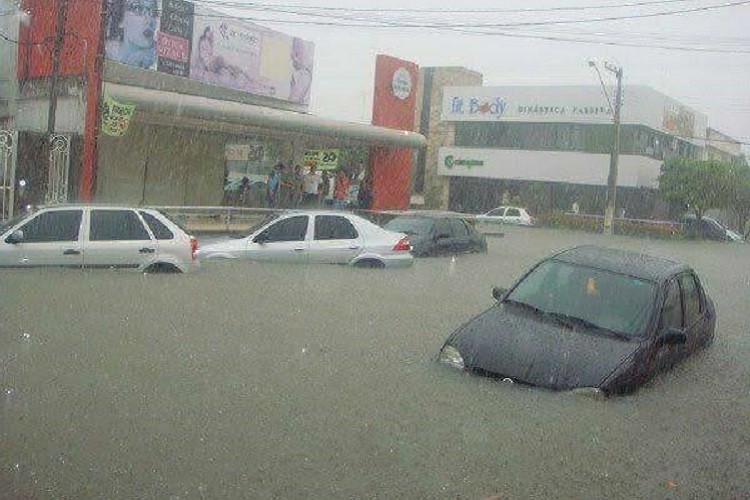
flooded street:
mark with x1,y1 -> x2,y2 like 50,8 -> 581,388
1,228 -> 749,498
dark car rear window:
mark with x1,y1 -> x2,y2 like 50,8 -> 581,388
385,217 -> 435,236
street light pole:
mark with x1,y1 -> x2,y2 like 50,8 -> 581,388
603,64 -> 623,236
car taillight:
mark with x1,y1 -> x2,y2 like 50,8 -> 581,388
393,236 -> 411,252
190,237 -> 199,260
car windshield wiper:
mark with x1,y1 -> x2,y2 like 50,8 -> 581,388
503,299 -> 546,316
543,312 -> 629,339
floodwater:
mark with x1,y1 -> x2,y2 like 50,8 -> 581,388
1,227 -> 748,498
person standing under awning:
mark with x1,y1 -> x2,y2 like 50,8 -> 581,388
333,169 -> 350,210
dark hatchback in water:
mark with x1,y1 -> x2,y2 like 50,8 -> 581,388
438,246 -> 716,395
383,215 -> 487,257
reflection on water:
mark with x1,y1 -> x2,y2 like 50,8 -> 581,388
1,228 -> 748,497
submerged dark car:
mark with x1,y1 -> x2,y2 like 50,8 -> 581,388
383,215 -> 487,257
438,246 -> 716,395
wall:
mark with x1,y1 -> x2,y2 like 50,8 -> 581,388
97,121 -> 227,206
0,0 -> 20,122
413,67 -> 483,209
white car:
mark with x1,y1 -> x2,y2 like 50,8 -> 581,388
0,205 -> 199,273
199,211 -> 413,268
476,206 -> 535,226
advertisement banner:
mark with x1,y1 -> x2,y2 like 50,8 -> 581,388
105,0 -> 161,70
224,143 -> 266,192
437,147 -> 662,188
157,0 -> 194,77
442,86 -> 614,123
303,149 -> 340,171
101,95 -> 136,136
662,104 -> 695,138
104,1 -> 315,108
190,13 -> 315,105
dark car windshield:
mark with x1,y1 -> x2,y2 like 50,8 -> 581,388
384,217 -> 435,236
505,259 -> 656,337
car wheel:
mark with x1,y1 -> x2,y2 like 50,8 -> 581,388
355,259 -> 385,269
145,263 -> 182,274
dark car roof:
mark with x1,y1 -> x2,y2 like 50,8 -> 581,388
552,245 -> 689,282
388,214 -> 466,221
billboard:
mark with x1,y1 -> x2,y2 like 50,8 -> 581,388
442,86 -> 614,124
104,0 -> 314,107
441,85 -> 708,143
189,15 -> 314,104
105,0 -> 161,70
438,147 -> 663,189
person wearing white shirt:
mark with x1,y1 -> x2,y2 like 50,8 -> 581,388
302,167 -> 323,207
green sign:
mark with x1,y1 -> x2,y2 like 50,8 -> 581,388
444,155 -> 484,169
101,95 -> 136,137
303,149 -> 340,171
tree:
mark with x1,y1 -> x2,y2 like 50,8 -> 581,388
730,164 -> 750,237
658,157 -> 735,220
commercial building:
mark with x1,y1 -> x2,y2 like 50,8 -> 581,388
0,0 -> 424,215
412,70 -> 726,219
705,127 -> 744,164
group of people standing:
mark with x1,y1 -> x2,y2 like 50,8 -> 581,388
264,163 -> 354,209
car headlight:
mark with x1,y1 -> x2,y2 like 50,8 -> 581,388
438,345 -> 465,370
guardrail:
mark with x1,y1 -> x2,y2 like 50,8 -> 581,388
154,205 -> 483,234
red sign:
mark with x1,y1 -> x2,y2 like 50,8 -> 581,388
369,55 -> 419,211
157,31 -> 190,63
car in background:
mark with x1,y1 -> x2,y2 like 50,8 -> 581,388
683,214 -> 738,242
476,206 -> 535,226
438,246 -> 715,395
199,211 -> 413,268
0,205 -> 199,273
383,215 -> 487,257
726,229 -> 744,242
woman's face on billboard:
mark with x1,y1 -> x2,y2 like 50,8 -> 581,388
122,0 -> 157,48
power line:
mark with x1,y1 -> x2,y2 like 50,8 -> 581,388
178,0 -> 750,28
3,1 -> 748,54
188,0 -> 705,14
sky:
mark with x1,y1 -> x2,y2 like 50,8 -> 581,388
227,0 -> 750,150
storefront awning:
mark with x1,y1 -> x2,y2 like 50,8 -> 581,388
104,83 -> 426,149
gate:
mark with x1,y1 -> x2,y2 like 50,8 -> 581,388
0,129 -> 18,220
45,134 -> 70,204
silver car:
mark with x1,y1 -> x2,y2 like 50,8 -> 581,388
0,205 -> 199,273
199,211 -> 413,268
476,206 -> 536,226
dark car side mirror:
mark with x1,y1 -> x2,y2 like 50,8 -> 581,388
657,328 -> 687,346
492,286 -> 507,301
6,229 -> 24,244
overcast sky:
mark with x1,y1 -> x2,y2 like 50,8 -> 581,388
238,0 -> 749,149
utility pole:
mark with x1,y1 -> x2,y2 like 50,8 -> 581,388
603,64 -> 623,236
46,0 -> 68,201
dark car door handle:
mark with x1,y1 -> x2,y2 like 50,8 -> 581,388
139,247 -> 155,254
62,249 -> 80,256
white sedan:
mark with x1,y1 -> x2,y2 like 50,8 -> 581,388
199,211 -> 413,268
0,205 -> 199,273
476,206 -> 535,226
